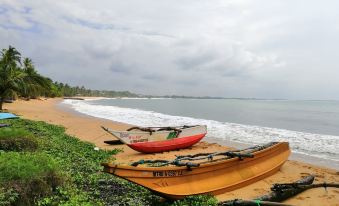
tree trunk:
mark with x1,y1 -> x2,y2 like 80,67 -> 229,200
0,98 -> 3,111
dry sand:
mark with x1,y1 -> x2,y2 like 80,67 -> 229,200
4,98 -> 339,205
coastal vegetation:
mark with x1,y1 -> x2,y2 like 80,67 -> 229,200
0,118 -> 217,205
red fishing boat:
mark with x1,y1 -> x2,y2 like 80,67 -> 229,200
101,125 -> 207,153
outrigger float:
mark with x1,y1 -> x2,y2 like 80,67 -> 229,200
101,142 -> 291,199
101,125 -> 207,153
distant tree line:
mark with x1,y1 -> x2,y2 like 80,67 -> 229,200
52,83 -> 138,98
0,46 -> 138,110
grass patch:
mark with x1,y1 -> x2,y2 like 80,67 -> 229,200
0,127 -> 30,138
0,128 -> 38,151
0,152 -> 59,183
0,152 -> 64,205
170,195 -> 218,206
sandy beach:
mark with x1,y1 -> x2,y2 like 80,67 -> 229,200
4,98 -> 339,205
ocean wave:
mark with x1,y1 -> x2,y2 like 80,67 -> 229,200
63,99 -> 339,162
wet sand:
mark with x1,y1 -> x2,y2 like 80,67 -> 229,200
4,98 -> 339,205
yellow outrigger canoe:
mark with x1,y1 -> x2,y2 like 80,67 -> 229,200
101,142 -> 290,199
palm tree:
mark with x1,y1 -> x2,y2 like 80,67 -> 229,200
0,46 -> 25,110
22,58 -> 51,99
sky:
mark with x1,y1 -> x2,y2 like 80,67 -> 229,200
1,0 -> 339,99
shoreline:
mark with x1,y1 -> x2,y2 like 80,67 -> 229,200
4,98 -> 339,204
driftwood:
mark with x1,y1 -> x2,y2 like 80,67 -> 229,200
219,175 -> 339,206
256,175 -> 315,202
218,175 -> 339,206
219,176 -> 314,206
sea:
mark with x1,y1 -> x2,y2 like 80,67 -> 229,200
62,98 -> 339,169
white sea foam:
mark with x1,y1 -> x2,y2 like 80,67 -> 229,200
119,97 -> 172,99
63,99 -> 339,163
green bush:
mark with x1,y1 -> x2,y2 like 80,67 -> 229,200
0,128 -> 38,151
0,152 -> 64,205
37,186 -> 102,206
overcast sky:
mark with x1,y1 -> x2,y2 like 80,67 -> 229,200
1,0 -> 339,99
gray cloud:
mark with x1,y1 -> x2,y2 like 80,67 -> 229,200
0,0 -> 339,99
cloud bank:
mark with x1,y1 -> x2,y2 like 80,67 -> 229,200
1,0 -> 338,99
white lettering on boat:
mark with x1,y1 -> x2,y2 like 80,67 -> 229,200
120,133 -> 129,138
153,170 -> 183,177
128,135 -> 142,140
127,135 -> 149,143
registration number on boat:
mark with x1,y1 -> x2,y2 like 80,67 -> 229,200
153,170 -> 183,177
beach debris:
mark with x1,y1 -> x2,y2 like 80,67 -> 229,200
0,113 -> 19,120
219,175 -> 339,206
0,123 -> 10,128
256,175 -> 315,202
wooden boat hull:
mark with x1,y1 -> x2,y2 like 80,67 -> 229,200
103,125 -> 207,153
102,142 -> 290,199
